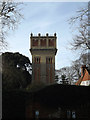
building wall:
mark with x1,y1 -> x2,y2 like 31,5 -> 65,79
25,84 -> 90,119
30,33 -> 57,85
26,100 -> 90,119
80,80 -> 90,86
80,69 -> 90,86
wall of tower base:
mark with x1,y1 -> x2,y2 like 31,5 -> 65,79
32,63 -> 55,85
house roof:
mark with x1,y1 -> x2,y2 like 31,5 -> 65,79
75,76 -> 83,85
87,67 -> 90,75
76,66 -> 90,85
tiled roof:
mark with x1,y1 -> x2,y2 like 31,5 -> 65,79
76,66 -> 90,85
87,68 -> 90,75
75,76 -> 83,85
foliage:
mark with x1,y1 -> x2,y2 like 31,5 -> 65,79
0,0 -> 23,50
26,82 -> 46,92
1,52 -> 32,90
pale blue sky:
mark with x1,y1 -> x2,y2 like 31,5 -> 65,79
5,2 -> 87,69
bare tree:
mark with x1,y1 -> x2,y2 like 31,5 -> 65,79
69,2 -> 90,53
0,0 -> 23,50
56,66 -> 79,85
71,52 -> 90,80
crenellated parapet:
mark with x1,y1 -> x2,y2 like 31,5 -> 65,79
30,33 -> 57,51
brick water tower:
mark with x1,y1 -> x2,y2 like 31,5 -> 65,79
30,33 -> 57,85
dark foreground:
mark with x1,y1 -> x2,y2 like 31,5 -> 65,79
2,84 -> 90,120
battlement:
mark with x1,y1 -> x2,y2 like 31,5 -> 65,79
30,33 -> 57,49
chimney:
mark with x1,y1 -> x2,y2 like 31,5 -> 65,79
81,65 -> 86,76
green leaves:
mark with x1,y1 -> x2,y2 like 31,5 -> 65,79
2,52 -> 32,90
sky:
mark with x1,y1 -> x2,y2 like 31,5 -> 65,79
4,1 -> 88,69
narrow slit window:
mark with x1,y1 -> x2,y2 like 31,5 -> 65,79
46,57 -> 52,64
34,57 -> 40,64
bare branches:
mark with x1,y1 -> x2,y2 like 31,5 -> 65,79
0,0 -> 23,50
0,31 -> 8,50
71,24 -> 89,51
68,3 -> 90,52
68,7 -> 88,25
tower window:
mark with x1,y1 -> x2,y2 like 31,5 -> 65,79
34,57 -> 40,64
32,39 -> 38,46
40,39 -> 46,46
46,57 -> 52,64
49,39 -> 54,46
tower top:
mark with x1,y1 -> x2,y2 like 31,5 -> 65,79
30,33 -> 57,37
30,33 -> 57,55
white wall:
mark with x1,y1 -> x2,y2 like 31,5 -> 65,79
80,80 -> 90,86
